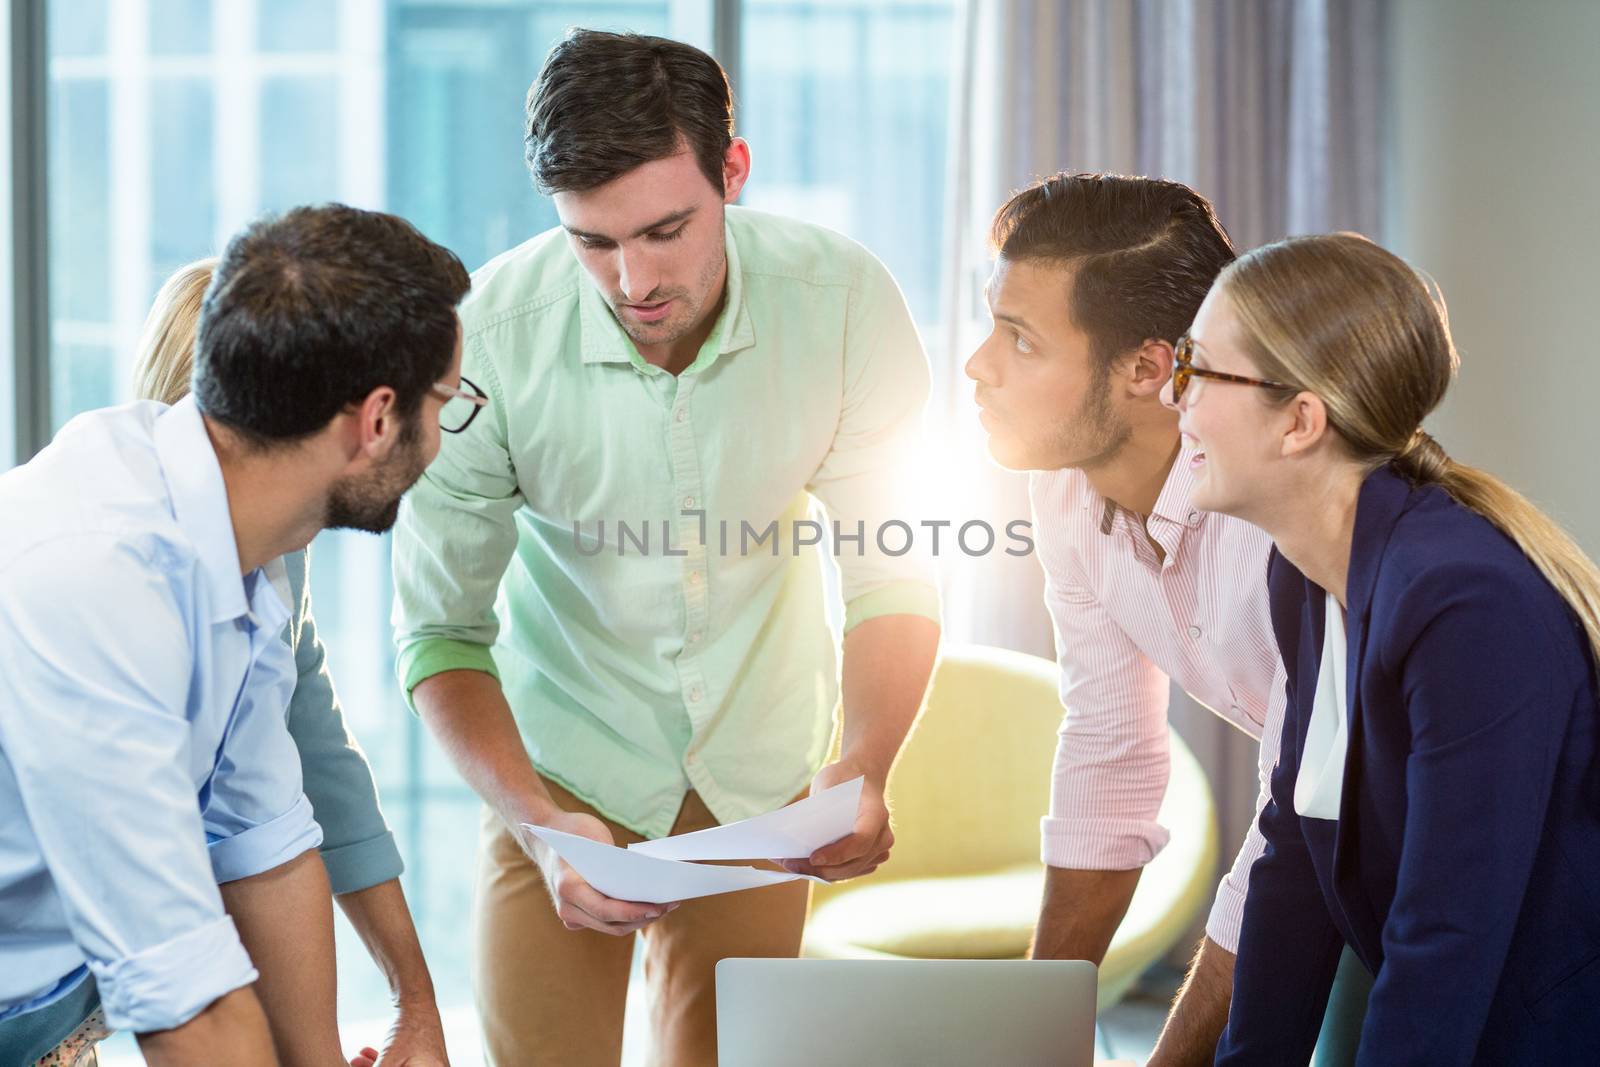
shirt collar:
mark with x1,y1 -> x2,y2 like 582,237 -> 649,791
576,214 -> 757,370
1150,442 -> 1205,528
1083,441 -> 1206,531
261,556 -> 294,633
153,396 -> 252,625
243,562 -> 292,636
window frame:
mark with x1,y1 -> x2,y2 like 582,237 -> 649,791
7,0 -> 50,465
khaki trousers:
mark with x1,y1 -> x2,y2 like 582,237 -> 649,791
473,778 -> 812,1066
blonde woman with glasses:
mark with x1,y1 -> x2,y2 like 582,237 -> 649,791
1169,233 -> 1600,1064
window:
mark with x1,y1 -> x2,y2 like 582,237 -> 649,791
740,0 -> 955,328
36,0 -> 954,1055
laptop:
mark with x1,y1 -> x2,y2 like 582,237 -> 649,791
715,958 -> 1098,1067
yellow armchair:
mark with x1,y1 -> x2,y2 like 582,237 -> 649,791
802,644 -> 1220,1011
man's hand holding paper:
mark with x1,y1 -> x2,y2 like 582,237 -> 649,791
521,777 -> 871,915
781,763 -> 893,882
521,809 -> 679,936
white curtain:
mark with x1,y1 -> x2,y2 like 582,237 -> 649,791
935,0 -> 1387,895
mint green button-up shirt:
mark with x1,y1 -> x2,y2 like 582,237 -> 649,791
392,206 -> 940,838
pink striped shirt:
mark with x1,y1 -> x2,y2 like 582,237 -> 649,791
1029,443 -> 1284,953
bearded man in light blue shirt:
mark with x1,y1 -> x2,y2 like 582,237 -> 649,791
0,204 -> 474,1067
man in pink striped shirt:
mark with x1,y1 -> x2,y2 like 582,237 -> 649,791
965,173 -> 1369,1065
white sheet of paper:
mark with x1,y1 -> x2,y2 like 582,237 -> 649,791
626,776 -> 864,862
522,824 -> 807,905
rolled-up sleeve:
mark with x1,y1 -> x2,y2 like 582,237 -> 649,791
92,915 -> 258,1034
0,539 -> 259,1032
202,606 -> 324,884
279,549 -> 403,894
392,336 -> 525,703
205,793 -> 323,885
805,250 -> 940,633
1034,502 -> 1172,869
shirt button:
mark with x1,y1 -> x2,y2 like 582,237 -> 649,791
687,630 -> 703,645
683,495 -> 696,508
675,408 -> 687,423
688,571 -> 703,586
1188,624 -> 1203,639
1188,511 -> 1200,524
688,687 -> 703,704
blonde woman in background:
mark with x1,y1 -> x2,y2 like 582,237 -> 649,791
15,260 -> 452,1067
130,259 -> 216,409
1170,233 -> 1600,1064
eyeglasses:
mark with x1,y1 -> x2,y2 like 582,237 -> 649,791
434,375 -> 489,434
1170,334 -> 1291,403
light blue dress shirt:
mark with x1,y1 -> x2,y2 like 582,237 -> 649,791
0,396 -> 323,1033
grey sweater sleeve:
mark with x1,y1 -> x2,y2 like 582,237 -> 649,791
281,547 -> 403,894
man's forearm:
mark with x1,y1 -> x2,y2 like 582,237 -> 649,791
836,614 -> 940,783
337,878 -> 438,1011
1147,935 -> 1235,1067
219,849 -> 339,1066
136,987 -> 279,1067
1030,864 -> 1142,964
413,669 -> 559,827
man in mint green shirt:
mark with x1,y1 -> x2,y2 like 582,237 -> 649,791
391,29 -> 941,1066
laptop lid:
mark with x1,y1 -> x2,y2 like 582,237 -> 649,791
715,958 -> 1098,1067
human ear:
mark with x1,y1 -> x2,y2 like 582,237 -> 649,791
354,386 -> 401,459
1279,391 -> 1329,459
722,139 -> 752,203
1127,338 -> 1175,398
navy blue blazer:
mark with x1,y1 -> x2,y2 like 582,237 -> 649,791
1216,464 -> 1600,1065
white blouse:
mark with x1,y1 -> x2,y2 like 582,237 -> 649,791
1295,591 -> 1350,820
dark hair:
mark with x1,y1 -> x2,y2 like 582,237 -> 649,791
193,203 -> 470,447
990,172 -> 1237,367
524,28 -> 733,195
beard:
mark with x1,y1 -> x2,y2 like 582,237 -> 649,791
606,245 -> 727,350
1042,365 -> 1132,472
325,415 -> 430,534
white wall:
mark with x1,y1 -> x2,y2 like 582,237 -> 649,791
1385,0 -> 1600,549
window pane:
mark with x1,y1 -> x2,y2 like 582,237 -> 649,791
50,341 -> 116,425
259,0 -> 340,52
260,75 -> 340,212
740,0 -> 956,327
49,0 -> 107,57
48,77 -> 111,430
150,77 -> 214,287
49,80 -> 110,325
150,0 -> 213,55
